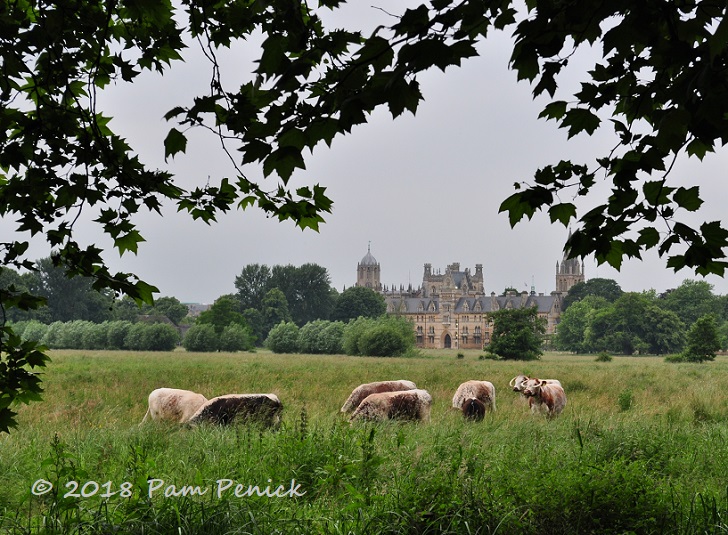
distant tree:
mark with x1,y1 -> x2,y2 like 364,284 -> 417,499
288,264 -> 336,325
234,264 -> 272,312
265,322 -> 300,354
641,307 -> 686,355
242,308 -> 266,346
682,315 -> 721,363
555,296 -> 609,353
111,296 -> 142,322
197,295 -> 247,334
502,287 -> 518,296
30,257 -> 114,323
331,287 -> 386,323
219,324 -> 255,352
562,278 -> 623,312
183,324 -> 219,353
486,307 -> 546,361
261,289 -> 293,335
584,292 -> 684,355
146,296 -> 188,325
659,280 -> 721,327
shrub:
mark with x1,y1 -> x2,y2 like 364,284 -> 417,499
123,322 -> 147,351
595,351 -> 613,362
358,325 -> 409,357
18,320 -> 48,343
341,316 -> 373,355
40,321 -> 64,349
298,320 -> 328,354
265,321 -> 300,354
456,352 -> 465,359
57,320 -> 95,349
142,323 -> 179,351
106,321 -> 133,349
219,323 -> 255,352
183,324 -> 219,352
82,322 -> 109,349
319,321 -> 345,354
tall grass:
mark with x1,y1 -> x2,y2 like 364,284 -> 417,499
1,349 -> 727,533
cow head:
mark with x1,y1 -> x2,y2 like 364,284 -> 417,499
509,374 -> 529,392
521,378 -> 545,397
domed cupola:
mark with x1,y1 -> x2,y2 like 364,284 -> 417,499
356,243 -> 381,291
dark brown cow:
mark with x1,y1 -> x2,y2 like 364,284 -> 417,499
452,380 -> 496,412
350,389 -> 432,423
187,394 -> 283,427
340,380 -> 417,413
521,378 -> 567,417
140,388 -> 208,425
461,398 -> 486,421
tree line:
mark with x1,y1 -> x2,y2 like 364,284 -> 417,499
555,278 -> 727,362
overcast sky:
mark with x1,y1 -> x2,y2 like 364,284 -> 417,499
15,4 -> 728,304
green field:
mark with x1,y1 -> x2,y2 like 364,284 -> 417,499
1,349 -> 727,534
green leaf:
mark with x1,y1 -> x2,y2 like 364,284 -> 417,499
115,230 -> 145,256
561,108 -> 601,138
673,186 -> 702,212
548,203 -> 576,226
164,128 -> 187,160
538,101 -> 567,121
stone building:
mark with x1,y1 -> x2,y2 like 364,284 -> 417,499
359,240 -> 584,350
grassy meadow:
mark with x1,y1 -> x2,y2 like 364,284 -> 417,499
1,348 -> 727,534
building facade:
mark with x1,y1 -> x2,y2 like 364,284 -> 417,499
360,241 -> 584,350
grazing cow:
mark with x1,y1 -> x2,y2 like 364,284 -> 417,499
187,394 -> 283,427
462,398 -> 486,422
452,380 -> 496,413
350,389 -> 432,423
521,378 -> 567,417
140,388 -> 208,425
510,375 -> 561,394
340,380 -> 417,413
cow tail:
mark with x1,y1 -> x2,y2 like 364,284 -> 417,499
139,407 -> 151,426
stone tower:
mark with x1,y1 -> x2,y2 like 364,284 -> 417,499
555,231 -> 585,293
356,243 -> 381,291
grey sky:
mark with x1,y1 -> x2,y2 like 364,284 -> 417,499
16,5 -> 728,303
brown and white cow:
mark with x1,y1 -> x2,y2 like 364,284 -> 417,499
350,389 -> 432,423
340,380 -> 417,413
140,388 -> 208,425
187,394 -> 283,428
521,378 -> 567,417
452,380 -> 496,413
510,375 -> 562,394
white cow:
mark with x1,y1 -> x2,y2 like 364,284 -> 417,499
140,388 -> 208,425
521,378 -> 567,417
350,389 -> 432,423
340,380 -> 417,413
187,394 -> 283,428
452,380 -> 496,413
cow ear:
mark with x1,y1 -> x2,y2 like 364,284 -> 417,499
540,380 -> 547,386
